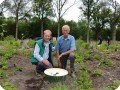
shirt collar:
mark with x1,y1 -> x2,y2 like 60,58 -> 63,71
62,34 -> 70,40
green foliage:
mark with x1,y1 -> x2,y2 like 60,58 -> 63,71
75,54 -> 84,63
2,81 -> 17,90
4,35 -> 15,41
0,40 -> 21,49
17,49 -> 32,57
0,59 -> 9,70
0,48 -> 17,59
84,50 -> 93,60
0,70 -> 7,78
91,69 -> 103,76
97,43 -> 107,51
76,70 -> 94,90
100,58 -> 115,67
94,54 -> 101,60
77,20 -> 88,40
50,84 -> 68,90
27,39 -> 35,48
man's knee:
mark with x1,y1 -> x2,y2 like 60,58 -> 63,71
69,53 -> 76,60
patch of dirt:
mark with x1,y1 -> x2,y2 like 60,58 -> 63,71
0,45 -> 4,49
7,55 -> 80,90
85,54 -> 120,90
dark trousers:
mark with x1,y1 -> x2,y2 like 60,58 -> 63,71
60,53 -> 75,72
36,61 -> 52,73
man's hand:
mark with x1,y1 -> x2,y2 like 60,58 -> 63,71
58,53 -> 65,59
57,58 -> 61,68
42,60 -> 50,66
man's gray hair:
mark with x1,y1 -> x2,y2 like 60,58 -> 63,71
62,25 -> 70,31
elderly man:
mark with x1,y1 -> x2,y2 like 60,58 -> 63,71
31,30 -> 53,74
55,25 -> 76,77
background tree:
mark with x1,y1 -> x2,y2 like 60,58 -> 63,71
52,0 -> 77,37
107,0 -> 120,41
33,0 -> 53,37
80,0 -> 99,43
6,0 -> 32,40
0,0 -> 10,17
91,1 -> 110,40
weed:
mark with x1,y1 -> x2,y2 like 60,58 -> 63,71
50,83 -> 68,90
91,69 -> 103,76
99,58 -> 115,67
0,70 -> 7,78
94,54 -> 101,60
2,80 -> 17,90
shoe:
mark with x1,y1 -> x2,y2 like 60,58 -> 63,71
70,72 -> 76,78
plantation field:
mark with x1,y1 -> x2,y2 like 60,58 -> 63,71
0,38 -> 120,90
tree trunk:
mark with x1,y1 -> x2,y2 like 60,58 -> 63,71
87,0 -> 90,43
57,20 -> 60,37
87,18 -> 90,43
111,24 -> 116,41
15,15 -> 18,40
15,21 -> 18,40
41,17 -> 43,37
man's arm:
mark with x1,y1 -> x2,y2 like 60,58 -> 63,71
34,44 -> 50,65
58,50 -> 74,59
56,50 -> 61,67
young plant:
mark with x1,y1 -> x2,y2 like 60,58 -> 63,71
2,80 -> 17,90
50,83 -> 68,90
99,58 -> 115,67
0,70 -> 7,78
91,69 -> 103,77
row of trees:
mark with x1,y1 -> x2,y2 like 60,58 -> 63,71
0,0 -> 120,41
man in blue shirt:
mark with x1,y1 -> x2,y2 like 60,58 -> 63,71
55,25 -> 76,77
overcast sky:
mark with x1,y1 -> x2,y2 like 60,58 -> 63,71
0,0 -> 120,22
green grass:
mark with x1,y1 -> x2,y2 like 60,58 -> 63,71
50,84 -> 68,90
1,80 -> 18,90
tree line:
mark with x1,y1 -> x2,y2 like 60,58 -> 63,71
0,0 -> 120,41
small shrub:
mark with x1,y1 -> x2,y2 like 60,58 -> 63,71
100,58 -> 115,67
76,70 -> 94,90
91,69 -> 103,76
4,35 -> 15,41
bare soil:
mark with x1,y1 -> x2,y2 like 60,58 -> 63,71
85,53 -> 120,90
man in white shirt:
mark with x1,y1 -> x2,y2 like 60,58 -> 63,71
31,30 -> 53,73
